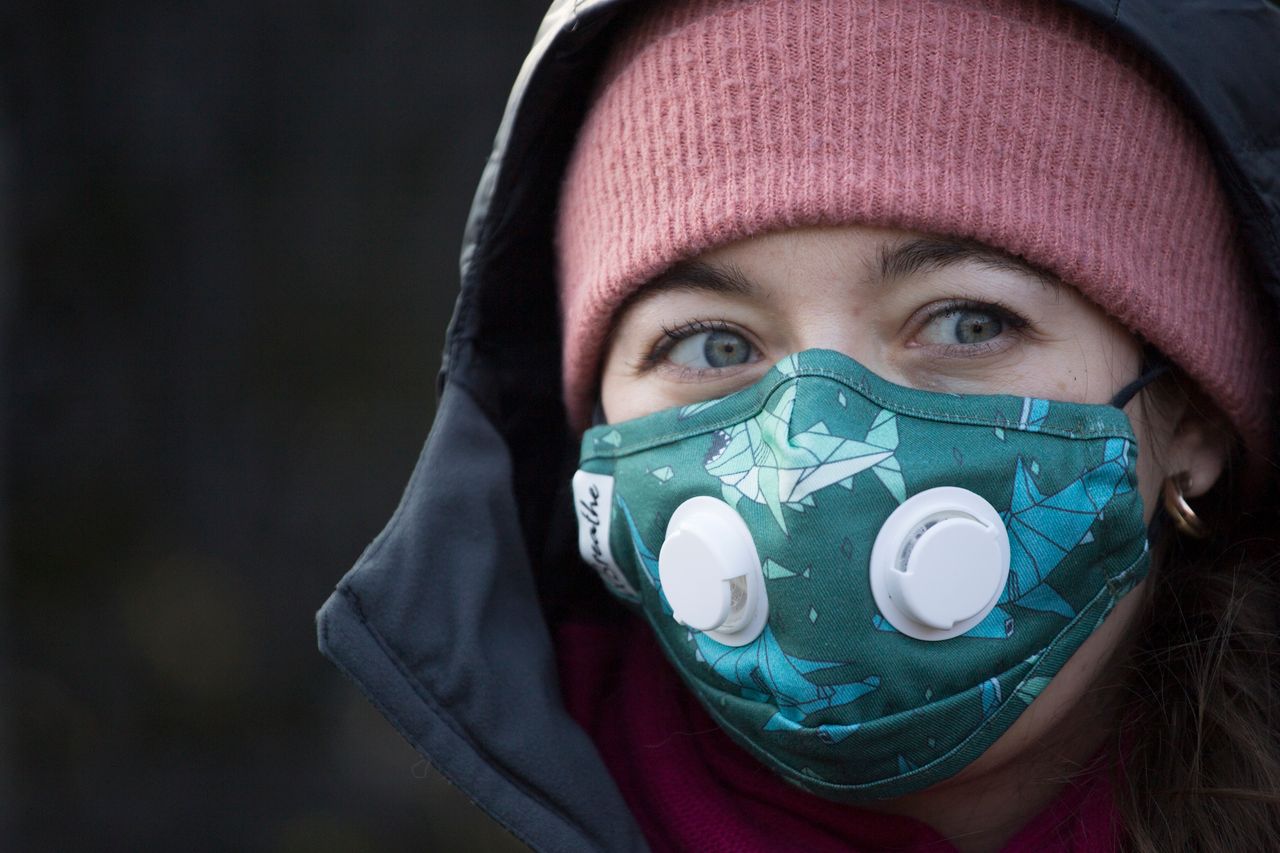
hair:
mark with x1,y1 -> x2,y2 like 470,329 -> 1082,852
1111,374 -> 1280,850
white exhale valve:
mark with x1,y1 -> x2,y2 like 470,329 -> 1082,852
658,496 -> 769,647
870,487 -> 1011,641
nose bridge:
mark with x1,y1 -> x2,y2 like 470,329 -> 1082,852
784,299 -> 881,372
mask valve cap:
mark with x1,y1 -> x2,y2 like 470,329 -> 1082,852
870,487 -> 1010,641
659,496 -> 769,647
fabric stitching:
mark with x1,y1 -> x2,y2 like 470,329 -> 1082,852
583,363 -> 1135,461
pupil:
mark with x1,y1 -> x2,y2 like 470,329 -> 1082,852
704,331 -> 749,367
953,311 -> 1002,344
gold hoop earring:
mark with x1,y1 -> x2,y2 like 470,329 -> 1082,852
1162,472 -> 1208,539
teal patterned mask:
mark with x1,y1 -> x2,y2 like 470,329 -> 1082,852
571,349 -> 1149,801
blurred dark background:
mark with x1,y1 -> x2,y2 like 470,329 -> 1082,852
6,1 -> 548,849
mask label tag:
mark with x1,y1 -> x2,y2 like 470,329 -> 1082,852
572,470 -> 639,601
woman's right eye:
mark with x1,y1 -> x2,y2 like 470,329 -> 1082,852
666,329 -> 755,370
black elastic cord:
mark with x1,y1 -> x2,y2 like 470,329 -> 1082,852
1109,361 -> 1170,409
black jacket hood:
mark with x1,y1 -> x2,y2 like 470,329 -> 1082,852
317,2 -> 1280,850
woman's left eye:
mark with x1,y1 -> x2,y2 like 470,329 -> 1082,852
666,329 -> 755,369
916,304 -> 1019,348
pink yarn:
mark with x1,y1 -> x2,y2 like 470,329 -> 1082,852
556,0 -> 1273,458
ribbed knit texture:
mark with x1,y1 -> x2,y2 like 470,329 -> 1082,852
557,0 -> 1273,458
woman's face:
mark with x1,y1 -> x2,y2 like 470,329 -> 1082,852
598,224 -> 1219,810
602,224 -> 1176,517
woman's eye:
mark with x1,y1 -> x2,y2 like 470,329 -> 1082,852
917,307 -> 1008,347
666,329 -> 754,369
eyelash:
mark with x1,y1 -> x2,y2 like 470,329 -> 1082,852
636,318 -> 744,374
916,297 -> 1030,356
634,298 -> 1031,373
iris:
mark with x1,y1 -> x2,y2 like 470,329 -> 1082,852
952,310 -> 1002,344
704,330 -> 751,367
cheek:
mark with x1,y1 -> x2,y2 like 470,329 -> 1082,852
598,335 -> 654,423
599,357 -> 681,424
599,362 -> 638,423
601,378 -> 665,424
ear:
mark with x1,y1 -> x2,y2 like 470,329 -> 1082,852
1162,412 -> 1231,499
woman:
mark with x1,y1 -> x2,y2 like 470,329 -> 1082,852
318,1 -> 1280,849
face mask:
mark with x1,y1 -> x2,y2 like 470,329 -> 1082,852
571,349 -> 1150,801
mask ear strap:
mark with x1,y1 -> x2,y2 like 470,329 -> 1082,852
1109,357 -> 1170,409
1111,350 -> 1173,551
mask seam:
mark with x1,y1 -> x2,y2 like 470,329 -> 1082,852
805,366 -> 1129,437
584,368 -> 1136,461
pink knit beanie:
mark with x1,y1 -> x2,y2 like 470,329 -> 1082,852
556,0 -> 1273,458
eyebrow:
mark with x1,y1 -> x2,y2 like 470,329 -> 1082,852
602,259 -> 757,358
876,237 -> 1060,288
632,259 -> 758,302
616,234 -> 1059,321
